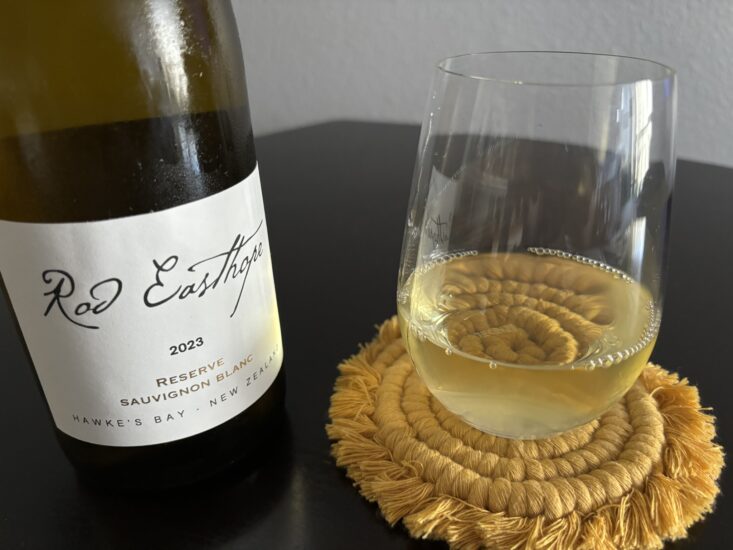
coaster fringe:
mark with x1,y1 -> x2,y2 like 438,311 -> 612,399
327,317 -> 724,549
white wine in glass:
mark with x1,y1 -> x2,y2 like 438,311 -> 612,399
398,52 -> 676,439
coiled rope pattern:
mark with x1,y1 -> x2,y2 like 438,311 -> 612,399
328,318 -> 724,549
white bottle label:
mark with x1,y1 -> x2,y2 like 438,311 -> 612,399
0,167 -> 283,447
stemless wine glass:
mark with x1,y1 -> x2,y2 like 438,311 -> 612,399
397,52 -> 676,439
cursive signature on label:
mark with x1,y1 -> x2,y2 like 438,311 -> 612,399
42,220 -> 265,329
143,221 -> 264,318
42,270 -> 122,330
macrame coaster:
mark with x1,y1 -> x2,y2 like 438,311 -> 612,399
327,317 -> 724,550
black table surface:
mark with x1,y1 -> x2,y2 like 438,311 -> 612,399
0,122 -> 730,549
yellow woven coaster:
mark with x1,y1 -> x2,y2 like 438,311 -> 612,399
327,317 -> 724,550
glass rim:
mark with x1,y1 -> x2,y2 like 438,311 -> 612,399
435,50 -> 677,87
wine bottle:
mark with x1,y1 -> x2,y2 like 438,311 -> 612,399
0,1 -> 284,488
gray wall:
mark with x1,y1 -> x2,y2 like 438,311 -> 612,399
235,0 -> 733,167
